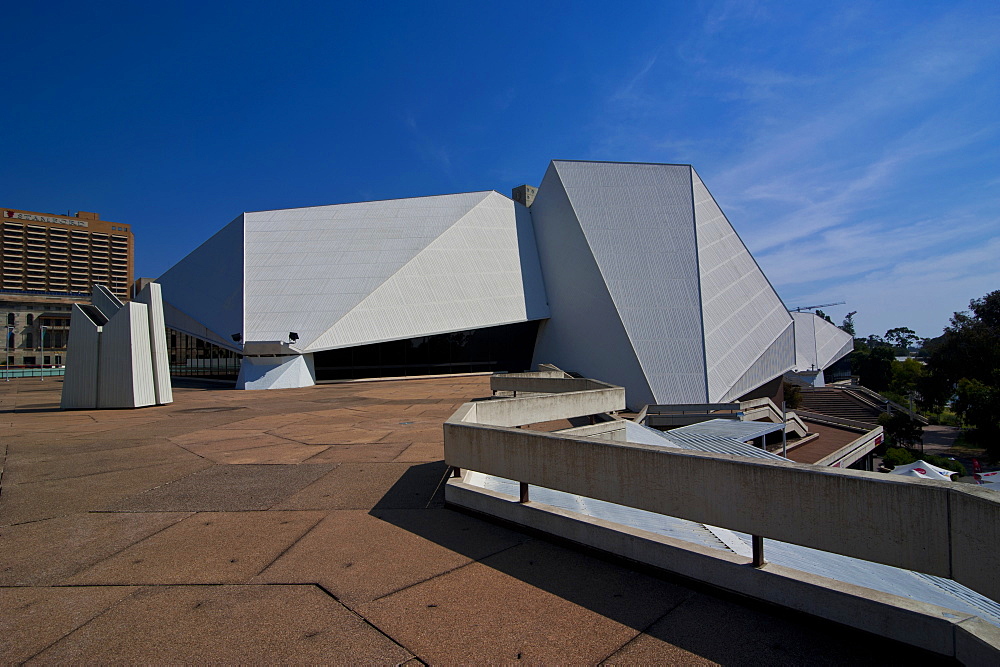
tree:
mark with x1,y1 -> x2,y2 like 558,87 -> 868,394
851,337 -> 895,391
815,309 -> 833,324
884,327 -> 918,354
924,290 -> 1000,453
878,412 -> 923,448
840,311 -> 857,336
954,378 -> 1000,441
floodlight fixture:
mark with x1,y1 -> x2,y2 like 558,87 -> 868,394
289,332 -> 299,343
231,333 -> 242,342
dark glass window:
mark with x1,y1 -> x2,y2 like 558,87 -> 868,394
313,320 -> 540,381
167,328 -> 241,379
26,314 -> 33,326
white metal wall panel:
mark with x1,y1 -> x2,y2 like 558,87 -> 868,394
549,161 -> 708,405
133,282 -> 173,405
305,192 -> 548,351
814,314 -> 855,369
791,311 -> 852,371
92,284 -> 123,319
719,322 -> 796,402
237,354 -> 316,390
98,302 -> 155,409
242,192 -> 492,345
530,162 -> 656,409
693,169 -> 794,400
157,214 -> 245,344
791,311 -> 818,370
60,304 -> 102,409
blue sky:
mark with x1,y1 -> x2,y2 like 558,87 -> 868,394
3,1 -> 998,339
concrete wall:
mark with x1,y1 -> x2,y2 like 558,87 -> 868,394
237,353 -> 316,390
468,387 -> 625,427
445,408 -> 1000,604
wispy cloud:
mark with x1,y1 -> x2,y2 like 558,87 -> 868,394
402,112 -> 454,181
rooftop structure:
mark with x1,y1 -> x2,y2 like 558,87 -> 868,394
158,160 -> 821,409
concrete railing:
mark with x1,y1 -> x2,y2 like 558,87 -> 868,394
490,373 -> 616,396
796,410 -> 875,431
445,417 -> 999,603
465,374 -> 625,428
443,374 -> 1000,659
641,402 -> 741,427
444,379 -> 1000,605
815,426 -> 884,468
844,385 -> 929,425
739,397 -> 809,437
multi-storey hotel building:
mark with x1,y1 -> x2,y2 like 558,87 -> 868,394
2,208 -> 134,369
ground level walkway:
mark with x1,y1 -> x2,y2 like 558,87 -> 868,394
0,377 -> 934,663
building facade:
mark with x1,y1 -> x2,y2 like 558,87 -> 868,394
157,160 -> 850,408
2,208 -> 134,369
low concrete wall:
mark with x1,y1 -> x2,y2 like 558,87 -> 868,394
555,421 -> 628,440
443,421 -> 1000,604
490,373 -> 616,395
816,426 -> 883,467
470,387 -> 625,427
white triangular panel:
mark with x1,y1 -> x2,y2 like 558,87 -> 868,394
157,214 -> 245,343
792,311 -> 853,371
551,161 -> 708,404
693,169 -> 794,401
242,192 -> 492,345
530,163 -> 657,409
306,192 -> 548,351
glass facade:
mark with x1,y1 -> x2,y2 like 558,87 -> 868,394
313,321 -> 540,381
168,329 -> 241,378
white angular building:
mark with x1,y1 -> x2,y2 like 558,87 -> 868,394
786,311 -> 855,387
157,160 -> 845,408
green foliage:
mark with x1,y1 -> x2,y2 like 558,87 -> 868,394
882,447 -> 916,467
924,290 -> 1000,455
954,378 -> 1000,448
889,357 -> 925,398
840,311 -> 857,336
851,338 -> 896,391
884,327 -> 919,353
815,309 -> 833,324
923,409 -> 960,426
782,382 -> 802,410
877,412 -> 923,448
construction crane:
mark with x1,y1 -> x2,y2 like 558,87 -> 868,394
791,301 -> 846,312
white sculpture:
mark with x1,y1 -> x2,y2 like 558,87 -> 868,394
61,283 -> 173,409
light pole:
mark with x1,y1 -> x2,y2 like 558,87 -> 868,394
39,325 -> 47,380
4,325 -> 12,382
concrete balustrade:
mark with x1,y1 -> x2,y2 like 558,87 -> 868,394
470,385 -> 625,427
444,372 -> 1000,660
490,373 -> 616,395
444,422 -> 1000,589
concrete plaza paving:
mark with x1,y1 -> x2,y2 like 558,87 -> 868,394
0,376 -> 935,664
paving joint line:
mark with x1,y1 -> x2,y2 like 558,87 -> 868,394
311,582 -> 426,664
21,582 -> 145,661
595,590 -> 696,665
251,512 -> 328,577
365,540 -> 529,605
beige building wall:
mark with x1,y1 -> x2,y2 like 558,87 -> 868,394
2,207 -> 135,369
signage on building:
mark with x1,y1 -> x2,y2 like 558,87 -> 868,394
3,210 -> 88,228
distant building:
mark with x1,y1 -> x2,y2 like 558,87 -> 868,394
2,208 -> 134,369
